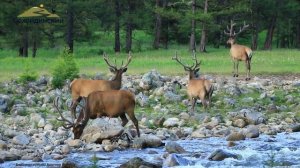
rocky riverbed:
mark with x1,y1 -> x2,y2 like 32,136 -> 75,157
0,70 -> 300,167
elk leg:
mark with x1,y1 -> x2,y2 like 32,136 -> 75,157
126,110 -> 140,137
236,61 -> 239,77
199,92 -> 207,109
245,60 -> 251,81
232,61 -> 236,77
120,113 -> 129,127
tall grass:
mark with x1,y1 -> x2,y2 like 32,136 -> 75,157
0,46 -> 299,82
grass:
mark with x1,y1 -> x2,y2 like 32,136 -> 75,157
0,46 -> 300,82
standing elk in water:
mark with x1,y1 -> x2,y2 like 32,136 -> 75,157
54,90 -> 140,139
172,51 -> 213,113
224,20 -> 253,81
70,52 -> 132,120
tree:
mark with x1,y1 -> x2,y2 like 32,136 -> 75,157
189,0 -> 196,51
199,0 -> 208,52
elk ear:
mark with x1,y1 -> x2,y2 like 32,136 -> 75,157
109,68 -> 116,73
122,68 -> 127,73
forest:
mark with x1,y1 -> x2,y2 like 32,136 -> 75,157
0,0 -> 299,57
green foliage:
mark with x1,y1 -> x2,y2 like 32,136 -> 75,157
89,153 -> 99,168
17,63 -> 38,84
51,50 -> 79,88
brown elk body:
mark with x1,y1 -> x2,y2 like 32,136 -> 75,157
224,20 -> 253,80
70,53 -> 132,119
172,52 -> 213,113
54,90 -> 140,139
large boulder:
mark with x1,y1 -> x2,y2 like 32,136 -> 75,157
163,154 -> 192,167
139,70 -> 164,90
0,94 -> 10,113
120,157 -> 161,168
12,134 -> 31,145
228,109 -> 266,125
165,141 -> 186,154
132,134 -> 163,149
81,118 -> 124,143
208,149 -> 238,161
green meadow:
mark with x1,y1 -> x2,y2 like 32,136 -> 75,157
0,46 -> 299,82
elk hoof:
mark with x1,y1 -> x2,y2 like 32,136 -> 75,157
233,74 -> 239,77
245,77 -> 251,81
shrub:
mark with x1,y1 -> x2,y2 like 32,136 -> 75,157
18,64 -> 38,83
52,50 -> 79,88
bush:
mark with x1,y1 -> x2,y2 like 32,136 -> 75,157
18,64 -> 38,83
51,50 -> 79,88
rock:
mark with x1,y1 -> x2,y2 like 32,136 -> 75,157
38,118 -> 46,128
0,140 -> 8,150
0,151 -> 21,161
291,124 -> 300,132
226,132 -> 245,141
163,118 -> 180,128
0,94 -> 10,113
81,118 -> 124,143
4,129 -> 20,138
226,85 -> 242,96
227,141 -> 237,147
132,134 -> 163,149
153,117 -> 166,127
61,158 -> 80,168
208,149 -> 238,161
243,125 -> 260,138
36,76 -> 48,86
165,141 -> 186,154
62,145 -> 70,154
139,70 -> 164,90
103,145 -> 116,152
120,157 -> 161,168
229,109 -> 266,125
163,154 -> 192,167
66,139 -> 83,148
44,124 -> 53,131
233,119 -> 247,128
12,134 -> 30,145
136,92 -> 149,107
163,91 -> 181,102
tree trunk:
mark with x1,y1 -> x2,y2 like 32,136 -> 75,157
199,0 -> 208,52
263,16 -> 276,50
189,0 -> 196,51
297,22 -> 300,48
153,0 -> 162,49
125,1 -> 133,53
32,38 -> 37,58
66,2 -> 74,53
251,23 -> 258,50
21,30 -> 29,57
114,0 -> 121,53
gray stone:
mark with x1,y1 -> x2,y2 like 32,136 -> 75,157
163,154 -> 192,167
136,92 -> 149,107
66,139 -> 83,148
12,134 -> 30,145
139,70 -> 164,90
208,149 -> 238,161
163,91 -> 181,102
61,158 -> 80,168
132,134 -> 163,149
62,145 -> 70,154
0,94 -> 10,113
163,118 -> 180,128
0,151 -> 21,161
165,141 -> 186,154
0,140 -> 8,150
233,119 -> 247,128
291,124 -> 300,132
120,157 -> 161,168
243,125 -> 260,138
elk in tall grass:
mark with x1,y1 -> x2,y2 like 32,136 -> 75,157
224,20 -> 253,81
172,51 -> 213,113
70,52 -> 132,120
54,90 -> 140,139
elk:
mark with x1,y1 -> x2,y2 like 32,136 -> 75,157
224,20 -> 253,81
54,90 -> 140,139
172,51 -> 213,113
70,52 -> 132,120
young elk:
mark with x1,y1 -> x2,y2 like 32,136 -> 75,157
70,52 -> 132,120
54,90 -> 140,139
172,52 -> 213,113
224,20 -> 253,81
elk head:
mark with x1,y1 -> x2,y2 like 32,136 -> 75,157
224,20 -> 249,46
54,97 -> 85,139
103,52 -> 132,80
172,51 -> 201,79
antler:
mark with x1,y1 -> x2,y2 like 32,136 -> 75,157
120,51 -> 132,69
53,97 -> 74,129
192,50 -> 201,70
224,20 -> 249,37
103,53 -> 118,71
172,51 -> 192,70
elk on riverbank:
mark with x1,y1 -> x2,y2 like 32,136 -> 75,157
70,52 -> 132,120
224,20 -> 253,81
172,51 -> 213,113
54,90 -> 140,139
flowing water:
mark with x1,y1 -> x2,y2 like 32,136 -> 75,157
1,132 -> 300,168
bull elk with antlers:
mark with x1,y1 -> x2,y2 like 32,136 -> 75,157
54,90 -> 140,139
172,51 -> 213,113
70,52 -> 132,120
224,20 -> 253,81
